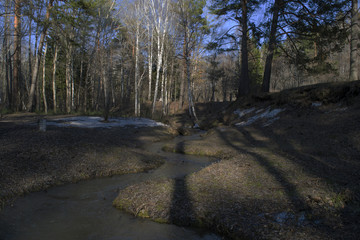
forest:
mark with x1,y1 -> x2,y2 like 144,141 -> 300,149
1,1 -> 360,239
0,0 -> 357,120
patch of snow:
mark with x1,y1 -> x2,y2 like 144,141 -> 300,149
234,107 -> 256,118
235,107 -> 285,127
312,102 -> 322,107
46,116 -> 167,128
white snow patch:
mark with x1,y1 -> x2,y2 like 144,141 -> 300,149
235,107 -> 285,127
46,116 -> 167,128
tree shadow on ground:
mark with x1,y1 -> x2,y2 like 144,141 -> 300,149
212,106 -> 360,238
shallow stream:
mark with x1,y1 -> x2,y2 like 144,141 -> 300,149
0,133 -> 221,240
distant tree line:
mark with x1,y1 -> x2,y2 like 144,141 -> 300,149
0,0 -> 356,119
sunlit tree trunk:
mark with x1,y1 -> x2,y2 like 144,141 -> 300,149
26,17 -> 32,95
134,24 -> 140,116
2,0 -> 11,107
52,44 -> 58,113
151,0 -> 169,116
350,0 -> 359,81
147,23 -> 153,101
65,45 -> 73,113
27,0 -> 54,111
42,42 -> 48,113
12,0 -> 22,111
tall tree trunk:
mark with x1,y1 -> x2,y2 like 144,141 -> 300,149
52,44 -> 58,113
186,56 -> 197,122
151,0 -> 169,116
65,45 -> 73,113
179,37 -> 187,109
147,24 -> 153,101
184,27 -> 198,122
71,58 -> 74,110
77,58 -> 83,109
350,0 -> 359,81
179,70 -> 185,109
238,0 -> 250,96
42,42 -> 48,113
152,31 -> 166,115
27,16 -> 32,95
12,0 -> 22,111
27,0 -> 54,111
103,49 -> 110,121
134,25 -> 140,117
2,0 -> 11,107
262,0 -> 282,92
161,55 -> 167,115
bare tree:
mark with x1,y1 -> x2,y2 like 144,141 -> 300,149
350,0 -> 359,81
42,41 -> 48,113
27,0 -> 54,111
150,0 -> 170,116
52,43 -> 58,113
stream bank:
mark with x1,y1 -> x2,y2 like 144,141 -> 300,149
0,116 -> 176,210
114,94 -> 360,239
0,118 -> 222,239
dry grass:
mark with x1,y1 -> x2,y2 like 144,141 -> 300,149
114,81 -> 360,239
0,121 -> 175,210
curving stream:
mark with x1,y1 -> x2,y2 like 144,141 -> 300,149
0,133 -> 222,240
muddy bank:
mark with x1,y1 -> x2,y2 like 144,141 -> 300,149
0,117 -> 176,210
114,96 -> 360,239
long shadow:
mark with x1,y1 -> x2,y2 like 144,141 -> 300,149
169,139 -> 194,225
169,177 -> 194,226
219,108 -> 360,238
248,115 -> 360,237
217,128 -> 308,211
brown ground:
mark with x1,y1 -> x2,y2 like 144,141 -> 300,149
1,81 -> 360,239
114,81 -> 360,239
0,114 -> 176,209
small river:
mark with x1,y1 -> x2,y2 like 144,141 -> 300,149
0,133 -> 222,240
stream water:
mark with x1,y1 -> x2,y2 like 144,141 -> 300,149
0,133 -> 222,240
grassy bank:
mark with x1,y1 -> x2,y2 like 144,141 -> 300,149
0,118 -> 175,210
114,82 -> 360,239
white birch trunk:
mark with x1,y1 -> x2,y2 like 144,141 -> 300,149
148,24 -> 153,101
134,24 -> 140,116
151,0 -> 169,115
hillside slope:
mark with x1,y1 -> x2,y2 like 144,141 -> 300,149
115,81 -> 360,239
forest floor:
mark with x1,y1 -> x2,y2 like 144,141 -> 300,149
114,81 -> 360,239
1,81 -> 360,239
0,114 -> 177,210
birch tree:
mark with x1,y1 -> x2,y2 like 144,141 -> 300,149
175,0 -> 208,122
149,0 -> 170,116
